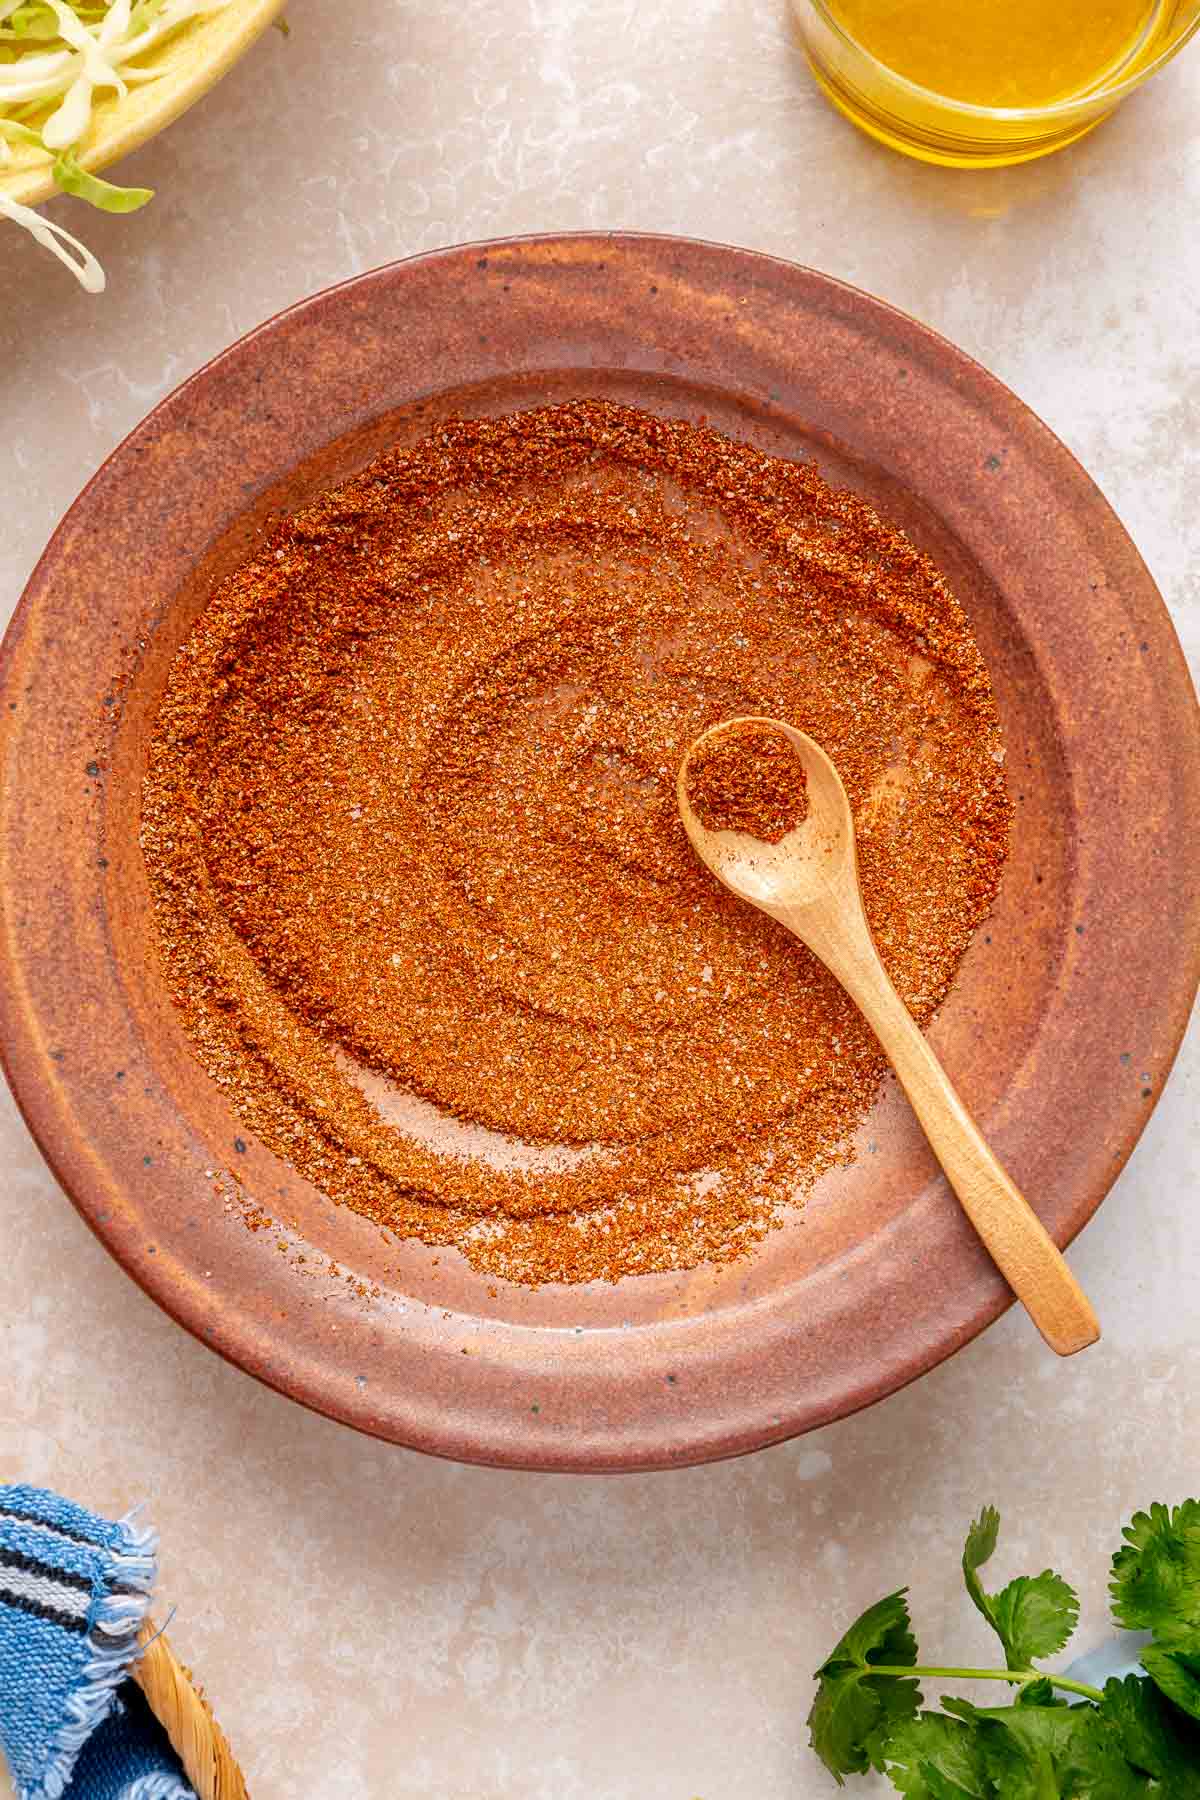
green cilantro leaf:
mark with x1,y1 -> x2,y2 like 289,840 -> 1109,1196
807,1590 -> 922,1782
1140,1643 -> 1200,1727
944,1693 -> 1104,1800
943,1701 -> 1062,1800
1054,1711 -> 1156,1800
884,1712 -> 994,1798
1100,1674 -> 1200,1794
1100,1677 -> 1174,1778
994,1576 -> 1082,1670
963,1508 -> 1002,1621
962,1506 -> 1079,1669
1111,1503 -> 1200,1640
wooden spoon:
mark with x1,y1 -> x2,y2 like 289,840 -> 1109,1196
677,716 -> 1099,1357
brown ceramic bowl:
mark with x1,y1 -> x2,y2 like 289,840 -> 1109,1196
2,235 -> 1197,1471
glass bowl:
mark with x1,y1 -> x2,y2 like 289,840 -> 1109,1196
792,0 -> 1200,166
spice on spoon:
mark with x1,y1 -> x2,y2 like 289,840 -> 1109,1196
686,723 -> 810,841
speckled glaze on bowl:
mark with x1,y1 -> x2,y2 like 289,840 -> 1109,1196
1,235 -> 1197,1472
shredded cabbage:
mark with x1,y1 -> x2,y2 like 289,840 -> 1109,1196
0,0 -> 230,291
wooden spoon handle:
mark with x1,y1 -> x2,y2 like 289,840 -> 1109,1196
788,906 -> 1099,1356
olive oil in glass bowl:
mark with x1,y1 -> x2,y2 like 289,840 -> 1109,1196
793,0 -> 1200,165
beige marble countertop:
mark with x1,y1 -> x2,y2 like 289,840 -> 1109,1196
2,4 -> 1198,1796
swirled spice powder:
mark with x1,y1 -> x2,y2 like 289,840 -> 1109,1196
687,724 -> 810,841
141,400 -> 1010,1285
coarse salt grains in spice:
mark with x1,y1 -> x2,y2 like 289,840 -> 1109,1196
140,400 -> 1011,1285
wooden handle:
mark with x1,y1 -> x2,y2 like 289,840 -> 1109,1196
784,899 -> 1099,1357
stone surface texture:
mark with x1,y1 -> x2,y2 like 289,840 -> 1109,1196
1,2 -> 1198,1795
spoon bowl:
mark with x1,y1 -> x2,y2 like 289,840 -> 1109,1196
677,717 -> 856,913
678,716 -> 1100,1358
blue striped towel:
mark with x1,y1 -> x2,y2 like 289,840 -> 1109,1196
0,1486 -> 195,1800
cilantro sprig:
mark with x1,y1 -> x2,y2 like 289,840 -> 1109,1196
808,1503 -> 1200,1795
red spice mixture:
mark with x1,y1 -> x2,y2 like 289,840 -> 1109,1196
141,400 -> 1010,1285
687,724 -> 810,842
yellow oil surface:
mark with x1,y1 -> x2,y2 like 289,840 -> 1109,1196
823,0 -> 1165,107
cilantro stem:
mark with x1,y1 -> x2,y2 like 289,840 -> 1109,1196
867,1665 -> 1104,1703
